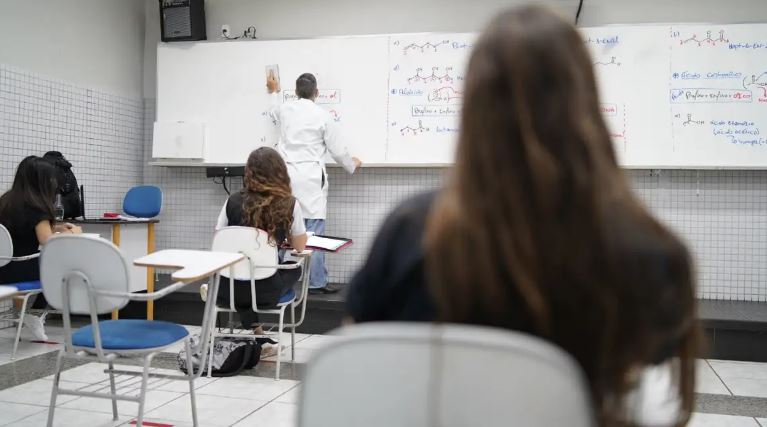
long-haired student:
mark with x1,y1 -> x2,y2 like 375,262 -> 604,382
0,156 -> 82,340
212,147 -> 308,334
347,6 -> 700,427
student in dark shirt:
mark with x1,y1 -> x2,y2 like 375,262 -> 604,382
0,156 -> 82,339
210,147 -> 308,333
347,6 -> 700,427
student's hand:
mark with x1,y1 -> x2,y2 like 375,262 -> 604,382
266,71 -> 280,93
352,157 -> 362,170
53,223 -> 71,233
54,223 -> 81,234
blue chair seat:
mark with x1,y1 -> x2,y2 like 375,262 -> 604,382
72,320 -> 188,350
8,281 -> 41,292
277,288 -> 296,305
123,186 -> 162,218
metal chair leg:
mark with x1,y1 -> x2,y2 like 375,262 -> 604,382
185,339 -> 199,427
136,354 -> 154,427
290,303 -> 296,362
208,330 -> 215,378
12,294 -> 31,360
276,308 -> 285,381
108,361 -> 118,420
46,350 -> 65,427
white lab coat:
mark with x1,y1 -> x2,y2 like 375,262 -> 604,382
268,93 -> 356,219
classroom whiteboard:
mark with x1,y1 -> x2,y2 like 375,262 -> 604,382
156,23 -> 767,168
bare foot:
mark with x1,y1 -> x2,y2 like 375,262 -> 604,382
253,326 -> 265,335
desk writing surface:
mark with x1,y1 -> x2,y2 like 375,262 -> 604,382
134,250 -> 243,283
0,286 -> 17,299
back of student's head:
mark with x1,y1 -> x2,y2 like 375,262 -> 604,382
241,147 -> 294,244
425,5 -> 698,425
0,155 -> 57,222
295,73 -> 318,100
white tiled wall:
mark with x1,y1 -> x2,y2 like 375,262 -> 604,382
3,77 -> 766,302
143,100 -> 767,301
630,169 -> 767,301
0,65 -> 144,217
0,64 -> 144,323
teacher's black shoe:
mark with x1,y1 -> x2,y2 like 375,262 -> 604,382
308,284 -> 341,295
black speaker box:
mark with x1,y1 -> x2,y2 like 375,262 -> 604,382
160,0 -> 206,42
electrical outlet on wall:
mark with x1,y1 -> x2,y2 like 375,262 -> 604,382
221,24 -> 232,38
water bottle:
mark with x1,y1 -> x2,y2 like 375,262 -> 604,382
54,194 -> 65,222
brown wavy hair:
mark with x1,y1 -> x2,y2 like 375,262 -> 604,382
241,147 -> 295,244
425,6 -> 699,426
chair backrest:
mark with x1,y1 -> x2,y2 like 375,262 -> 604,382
0,224 -> 13,268
40,235 -> 130,314
123,185 -> 163,218
299,323 -> 595,427
212,227 -> 278,281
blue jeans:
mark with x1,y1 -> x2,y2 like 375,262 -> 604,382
305,219 -> 327,289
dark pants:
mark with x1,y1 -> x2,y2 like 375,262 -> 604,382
31,295 -> 48,309
215,263 -> 302,329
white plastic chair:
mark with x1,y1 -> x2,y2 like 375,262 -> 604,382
210,226 -> 312,380
0,224 -> 49,359
40,235 -> 220,427
299,322 -> 596,427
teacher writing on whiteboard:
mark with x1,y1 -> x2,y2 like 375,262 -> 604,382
267,71 -> 362,294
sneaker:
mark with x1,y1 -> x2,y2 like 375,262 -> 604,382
199,283 -> 208,302
23,314 -> 48,341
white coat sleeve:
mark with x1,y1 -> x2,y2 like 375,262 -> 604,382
267,92 -> 282,125
215,201 -> 229,231
323,115 -> 357,174
290,201 -> 307,236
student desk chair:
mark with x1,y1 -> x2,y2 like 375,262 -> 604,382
42,237 -> 242,427
209,226 -> 314,380
299,323 -> 595,427
0,224 -> 49,359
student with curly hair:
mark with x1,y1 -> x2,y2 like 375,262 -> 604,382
212,147 -> 308,332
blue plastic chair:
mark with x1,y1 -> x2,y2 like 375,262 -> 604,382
123,186 -> 163,218
40,235 -> 219,427
0,224 -> 46,359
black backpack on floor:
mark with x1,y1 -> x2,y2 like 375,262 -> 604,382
178,335 -> 267,377
43,151 -> 82,219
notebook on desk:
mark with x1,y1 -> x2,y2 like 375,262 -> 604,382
306,234 -> 353,252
